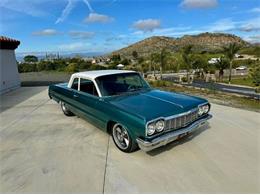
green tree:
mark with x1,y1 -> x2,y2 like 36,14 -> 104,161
250,64 -> 260,86
19,63 -> 37,72
137,57 -> 145,73
215,57 -> 230,81
132,51 -> 138,59
223,43 -> 240,84
112,54 -> 121,61
79,61 -> 91,70
150,53 -> 160,77
159,48 -> 171,79
182,45 -> 194,83
120,58 -> 130,66
111,54 -> 121,64
190,54 -> 208,79
24,55 -> 38,62
65,63 -> 79,73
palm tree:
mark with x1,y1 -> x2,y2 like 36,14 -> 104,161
215,57 -> 229,82
223,43 -> 240,84
150,53 -> 160,77
159,48 -> 170,79
182,45 -> 193,83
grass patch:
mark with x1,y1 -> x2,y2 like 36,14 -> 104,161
148,80 -> 260,112
221,77 -> 256,87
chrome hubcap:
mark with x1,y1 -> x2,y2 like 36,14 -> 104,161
113,124 -> 130,150
61,102 -> 66,111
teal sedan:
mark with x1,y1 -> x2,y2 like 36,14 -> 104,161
48,70 -> 212,152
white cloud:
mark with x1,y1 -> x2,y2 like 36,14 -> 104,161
55,0 -> 94,24
239,17 -> 260,32
69,31 -> 95,39
55,0 -> 76,24
82,0 -> 94,12
132,26 -> 194,36
58,42 -> 90,51
180,0 -> 218,9
243,35 -> 260,43
84,13 -> 114,23
0,0 -> 49,17
250,7 -> 260,13
32,29 -> 60,36
132,19 -> 161,32
133,28 -> 203,39
207,18 -> 236,32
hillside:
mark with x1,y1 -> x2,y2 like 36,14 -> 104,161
112,33 -> 249,58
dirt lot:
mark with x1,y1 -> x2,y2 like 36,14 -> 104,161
0,87 -> 259,193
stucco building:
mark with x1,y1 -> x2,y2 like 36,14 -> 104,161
0,36 -> 20,94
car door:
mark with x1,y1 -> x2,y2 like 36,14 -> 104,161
75,78 -> 107,129
59,77 -> 82,115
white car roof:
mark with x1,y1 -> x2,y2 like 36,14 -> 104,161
72,69 -> 136,80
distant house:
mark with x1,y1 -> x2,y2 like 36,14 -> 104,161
117,64 -> 124,69
208,57 -> 220,64
91,59 -> 96,64
235,53 -> 242,58
0,36 -> 20,94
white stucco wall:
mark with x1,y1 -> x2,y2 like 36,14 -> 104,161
0,49 -> 20,94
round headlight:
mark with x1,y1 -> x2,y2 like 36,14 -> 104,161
155,120 -> 164,132
147,123 -> 155,135
198,106 -> 204,116
203,104 -> 209,113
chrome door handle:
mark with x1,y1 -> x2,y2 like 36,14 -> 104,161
73,94 -> 79,98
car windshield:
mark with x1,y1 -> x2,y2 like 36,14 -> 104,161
95,73 -> 150,96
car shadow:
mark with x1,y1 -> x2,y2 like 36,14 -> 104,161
145,122 -> 211,156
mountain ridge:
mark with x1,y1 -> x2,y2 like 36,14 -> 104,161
112,32 -> 250,58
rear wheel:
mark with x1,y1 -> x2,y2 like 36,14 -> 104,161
61,102 -> 74,116
112,123 -> 137,153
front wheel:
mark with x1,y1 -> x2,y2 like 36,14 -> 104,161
61,102 -> 74,116
112,123 -> 138,153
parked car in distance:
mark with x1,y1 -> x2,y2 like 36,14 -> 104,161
48,70 -> 212,152
236,66 -> 247,70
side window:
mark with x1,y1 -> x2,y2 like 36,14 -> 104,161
79,78 -> 98,97
71,78 -> 79,90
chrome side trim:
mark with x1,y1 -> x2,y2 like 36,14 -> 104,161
138,114 -> 212,152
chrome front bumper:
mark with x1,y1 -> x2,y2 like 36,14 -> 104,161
136,114 -> 212,152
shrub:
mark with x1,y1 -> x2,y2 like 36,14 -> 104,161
209,69 -> 215,74
18,63 -> 37,72
79,61 -> 91,70
65,63 -> 79,73
181,77 -> 188,83
250,64 -> 260,86
89,65 -> 107,70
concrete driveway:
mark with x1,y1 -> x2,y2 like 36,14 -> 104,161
0,87 -> 259,193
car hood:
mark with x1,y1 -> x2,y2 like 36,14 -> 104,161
107,89 -> 207,121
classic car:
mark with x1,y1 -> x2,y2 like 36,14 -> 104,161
48,70 -> 212,152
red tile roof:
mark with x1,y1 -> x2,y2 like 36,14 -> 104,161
0,36 -> 20,50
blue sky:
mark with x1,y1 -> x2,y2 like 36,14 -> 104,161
0,0 -> 259,55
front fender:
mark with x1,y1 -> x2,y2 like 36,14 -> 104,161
105,103 -> 146,140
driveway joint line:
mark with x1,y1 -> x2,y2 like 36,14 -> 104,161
102,136 -> 110,194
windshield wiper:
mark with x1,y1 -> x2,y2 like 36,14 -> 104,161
128,86 -> 144,92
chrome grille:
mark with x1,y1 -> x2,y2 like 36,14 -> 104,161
165,109 -> 198,131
